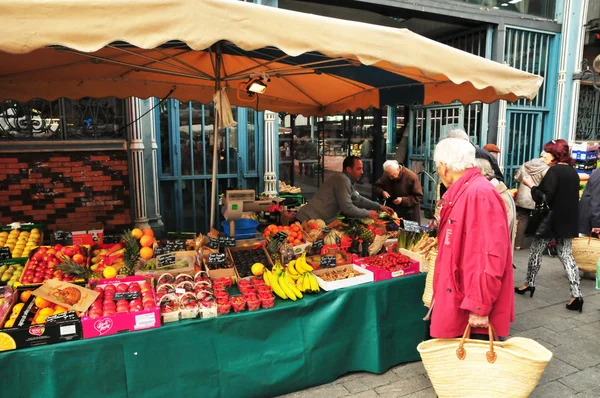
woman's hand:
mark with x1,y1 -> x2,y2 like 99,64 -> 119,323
468,313 -> 489,328
522,175 -> 534,188
592,227 -> 600,234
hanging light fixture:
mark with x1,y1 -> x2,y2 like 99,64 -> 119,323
246,77 -> 268,94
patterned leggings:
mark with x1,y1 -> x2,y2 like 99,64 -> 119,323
526,238 -> 582,298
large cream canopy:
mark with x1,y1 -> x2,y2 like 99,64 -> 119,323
0,0 -> 543,116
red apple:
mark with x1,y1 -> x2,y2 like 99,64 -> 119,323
143,302 -> 155,310
116,284 -> 128,293
104,285 -> 116,293
103,310 -> 115,316
116,307 -> 128,313
142,295 -> 154,305
32,252 -> 44,261
38,247 -> 47,254
32,276 -> 42,283
115,299 -> 128,307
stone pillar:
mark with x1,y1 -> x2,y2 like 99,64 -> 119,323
555,0 -> 589,140
263,111 -> 278,197
128,98 -> 150,229
141,98 -> 164,234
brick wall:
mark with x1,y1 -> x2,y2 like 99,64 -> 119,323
0,151 -> 132,232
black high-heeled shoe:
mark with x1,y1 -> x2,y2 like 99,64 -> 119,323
566,297 -> 584,313
514,286 -> 536,298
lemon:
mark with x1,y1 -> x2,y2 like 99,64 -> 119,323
1,320 -> 16,331
103,266 -> 117,279
12,303 -> 24,315
35,314 -> 48,324
39,307 -> 54,317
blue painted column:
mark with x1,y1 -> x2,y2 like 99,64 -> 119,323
555,0 -> 589,140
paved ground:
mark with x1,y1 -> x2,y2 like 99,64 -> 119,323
280,249 -> 600,398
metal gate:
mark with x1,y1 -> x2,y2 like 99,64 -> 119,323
504,111 -> 544,186
408,103 -> 484,215
576,84 -> 600,141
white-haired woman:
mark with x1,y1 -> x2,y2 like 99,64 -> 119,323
429,138 -> 514,339
374,160 -> 424,223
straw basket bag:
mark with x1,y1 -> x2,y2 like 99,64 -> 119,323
417,325 -> 552,398
572,236 -> 600,273
422,248 -> 437,308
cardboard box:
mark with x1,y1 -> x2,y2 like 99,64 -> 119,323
0,287 -> 83,352
399,248 -> 428,273
55,223 -> 104,246
82,276 -> 161,339
0,223 -> 45,259
313,264 -> 374,291
227,245 -> 274,280
19,245 -> 91,287
355,256 -> 420,281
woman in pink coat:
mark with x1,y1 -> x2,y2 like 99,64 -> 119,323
430,137 -> 515,339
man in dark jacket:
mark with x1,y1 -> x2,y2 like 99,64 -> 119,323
374,160 -> 424,223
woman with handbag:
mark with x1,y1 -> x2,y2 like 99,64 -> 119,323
516,139 -> 583,312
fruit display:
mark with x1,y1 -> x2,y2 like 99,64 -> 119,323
262,253 -> 320,301
156,271 -> 216,321
0,262 -> 25,287
2,289 -> 76,329
87,280 -> 155,319
317,267 -> 365,282
360,252 -> 415,273
263,223 -> 305,246
90,243 -> 126,277
229,246 -> 272,278
305,251 -> 351,268
0,228 -> 42,258
21,245 -> 88,285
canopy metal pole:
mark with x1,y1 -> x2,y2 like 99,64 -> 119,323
209,45 -> 222,230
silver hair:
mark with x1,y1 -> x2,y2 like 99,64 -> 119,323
476,158 -> 495,180
434,138 -> 477,172
447,129 -> 469,141
383,160 -> 401,172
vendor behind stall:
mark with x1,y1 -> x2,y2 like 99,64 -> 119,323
374,160 -> 423,223
296,156 -> 394,224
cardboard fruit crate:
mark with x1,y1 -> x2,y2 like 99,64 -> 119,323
313,264 -> 374,291
0,223 -> 45,259
227,245 -> 274,280
355,255 -> 420,281
82,276 -> 160,339
19,245 -> 91,287
0,287 -> 83,352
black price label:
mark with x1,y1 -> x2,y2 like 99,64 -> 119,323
402,220 -> 421,233
157,253 -> 176,269
206,236 -> 219,249
45,310 -> 79,324
208,253 -> 226,266
320,256 -> 337,268
166,239 -> 186,252
274,232 -> 288,241
53,231 -> 73,246
219,236 -> 236,248
0,247 -> 10,261
113,292 -> 141,301
153,246 -> 170,256
102,234 -> 122,244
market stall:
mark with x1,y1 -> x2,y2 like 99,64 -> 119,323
0,273 -> 426,397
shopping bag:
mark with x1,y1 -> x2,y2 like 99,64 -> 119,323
417,325 -> 552,397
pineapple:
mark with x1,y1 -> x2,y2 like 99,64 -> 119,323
56,259 -> 99,281
121,230 -> 140,276
267,237 -> 281,263
358,227 -> 375,244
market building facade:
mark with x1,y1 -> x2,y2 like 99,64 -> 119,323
0,0 -> 592,234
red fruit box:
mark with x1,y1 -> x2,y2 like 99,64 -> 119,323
19,245 -> 91,287
355,257 -> 420,282
81,276 -> 161,339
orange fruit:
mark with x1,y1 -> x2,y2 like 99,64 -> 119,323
293,239 -> 301,245
131,228 -> 143,240
0,332 -> 16,351
54,305 -> 68,312
140,235 -> 155,248
35,297 -> 53,309
140,247 -> 154,260
142,228 -> 155,238
39,307 -> 54,317
35,314 -> 48,324
20,290 -> 32,303
53,308 -> 67,315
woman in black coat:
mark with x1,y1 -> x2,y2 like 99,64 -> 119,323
579,168 -> 600,236
516,139 -> 583,312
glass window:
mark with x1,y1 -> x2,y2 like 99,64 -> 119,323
248,109 -> 257,172
159,100 -> 172,175
455,0 -> 556,20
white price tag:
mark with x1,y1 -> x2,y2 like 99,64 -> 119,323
391,270 -> 404,278
175,288 -> 186,295
135,313 -> 156,329
60,325 -> 76,336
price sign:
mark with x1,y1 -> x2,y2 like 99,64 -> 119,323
102,234 -> 122,244
53,231 -> 73,246
153,246 -> 170,256
274,232 -> 288,241
402,220 -> 421,233
219,236 -> 236,248
113,292 -> 141,301
206,236 -> 219,250
0,247 -> 10,261
312,239 -> 324,250
208,253 -> 226,266
165,239 -> 186,252
156,253 -> 176,269
320,256 -> 337,268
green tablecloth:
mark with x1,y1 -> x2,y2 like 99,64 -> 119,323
0,273 -> 427,398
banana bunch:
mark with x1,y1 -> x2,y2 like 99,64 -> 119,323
285,252 -> 313,280
262,253 -> 321,300
296,272 -> 320,294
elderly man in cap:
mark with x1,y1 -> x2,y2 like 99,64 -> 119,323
483,143 -> 501,161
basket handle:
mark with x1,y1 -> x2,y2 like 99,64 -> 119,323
456,324 -> 498,364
